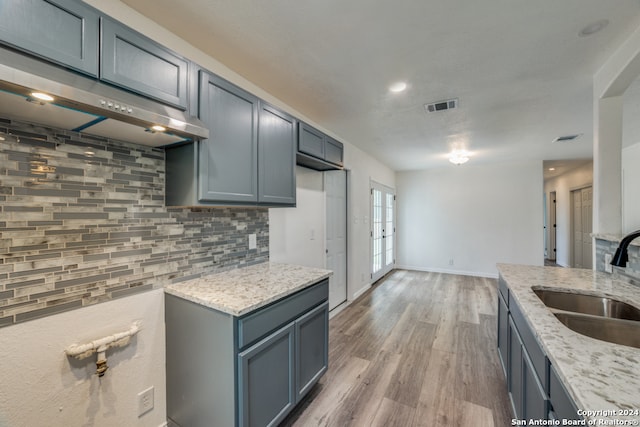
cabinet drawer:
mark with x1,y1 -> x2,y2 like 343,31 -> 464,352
324,137 -> 344,166
549,364 -> 581,421
238,279 -> 328,349
0,0 -> 99,76
101,17 -> 188,109
509,294 -> 547,391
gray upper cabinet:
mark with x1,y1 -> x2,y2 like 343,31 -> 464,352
296,121 -> 344,171
166,68 -> 296,207
258,103 -> 296,206
100,17 -> 188,109
299,122 -> 325,159
0,0 -> 99,76
324,136 -> 344,167
198,71 -> 259,204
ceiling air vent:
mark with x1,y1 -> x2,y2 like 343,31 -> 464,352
424,98 -> 458,113
553,134 -> 582,143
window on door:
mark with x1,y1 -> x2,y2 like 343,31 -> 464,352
371,181 -> 395,282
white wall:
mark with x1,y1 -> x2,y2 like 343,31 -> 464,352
269,167 -> 326,269
270,146 -> 396,302
622,78 -> 640,233
0,290 -> 166,427
622,143 -> 640,232
396,160 -> 543,278
343,144 -> 395,299
544,162 -> 594,267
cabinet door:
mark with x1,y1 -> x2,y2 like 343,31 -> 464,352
497,293 -> 509,378
198,72 -> 259,203
522,350 -> 548,420
508,317 -> 523,419
298,122 -> 325,159
295,302 -> 329,400
0,0 -> 99,76
549,364 -> 581,421
238,322 -> 295,427
101,17 -> 188,109
324,136 -> 344,166
258,103 -> 296,206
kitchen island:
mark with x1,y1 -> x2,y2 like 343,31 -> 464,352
497,264 -> 640,424
165,262 -> 332,427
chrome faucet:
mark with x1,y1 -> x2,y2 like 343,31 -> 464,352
611,230 -> 640,267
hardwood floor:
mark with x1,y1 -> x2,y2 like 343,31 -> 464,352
281,270 -> 512,427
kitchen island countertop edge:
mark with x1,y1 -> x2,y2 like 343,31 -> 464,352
165,262 -> 332,316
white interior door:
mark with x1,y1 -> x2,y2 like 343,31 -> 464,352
571,186 -> 592,269
325,170 -> 347,310
550,191 -> 557,261
581,187 -> 593,269
371,181 -> 395,282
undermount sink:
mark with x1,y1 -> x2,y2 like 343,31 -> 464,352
532,288 -> 640,349
533,288 -> 640,321
553,312 -> 640,349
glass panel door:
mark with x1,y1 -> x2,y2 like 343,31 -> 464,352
371,181 -> 395,282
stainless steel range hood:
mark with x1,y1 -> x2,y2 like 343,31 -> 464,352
0,47 -> 208,146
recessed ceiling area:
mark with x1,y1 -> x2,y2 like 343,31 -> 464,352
120,0 -> 640,171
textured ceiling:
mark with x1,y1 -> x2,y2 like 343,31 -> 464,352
121,0 -> 640,171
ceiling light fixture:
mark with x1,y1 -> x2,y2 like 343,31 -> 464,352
389,82 -> 407,93
448,149 -> 470,165
579,19 -> 609,37
548,167 -> 556,171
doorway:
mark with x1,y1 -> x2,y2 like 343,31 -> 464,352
371,181 -> 395,282
549,191 -> 557,261
571,186 -> 593,269
325,170 -> 347,311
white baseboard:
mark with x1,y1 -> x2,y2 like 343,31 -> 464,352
394,265 -> 499,279
352,283 -> 372,300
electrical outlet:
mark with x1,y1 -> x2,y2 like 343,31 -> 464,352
138,386 -> 154,417
449,259 -> 454,266
248,233 -> 257,250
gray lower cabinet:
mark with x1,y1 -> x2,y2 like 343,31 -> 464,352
549,365 -> 581,421
166,70 -> 296,207
100,17 -> 189,109
497,289 -> 509,377
508,317 -> 524,418
295,302 -> 329,399
165,279 -> 329,427
0,0 -> 99,76
239,323 -> 296,427
498,275 -> 582,422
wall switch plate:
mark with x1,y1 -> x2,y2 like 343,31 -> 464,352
604,253 -> 613,273
138,386 -> 154,417
248,234 -> 257,250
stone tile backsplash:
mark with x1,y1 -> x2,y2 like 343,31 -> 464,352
0,117 -> 269,328
595,238 -> 640,286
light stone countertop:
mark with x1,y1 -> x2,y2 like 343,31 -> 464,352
165,262 -> 332,316
497,264 -> 640,422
